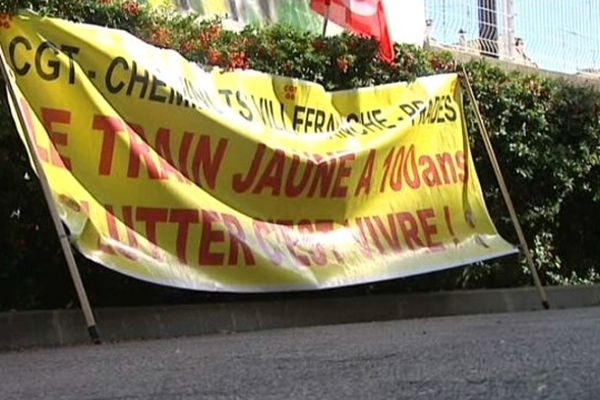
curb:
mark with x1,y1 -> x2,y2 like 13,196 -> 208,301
2,285 -> 599,351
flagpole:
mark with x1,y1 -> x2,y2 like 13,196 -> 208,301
0,45 -> 101,343
321,0 -> 331,36
459,67 -> 549,310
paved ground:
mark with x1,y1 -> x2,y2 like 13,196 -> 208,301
2,307 -> 600,399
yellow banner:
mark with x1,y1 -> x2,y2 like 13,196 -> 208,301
0,14 -> 516,291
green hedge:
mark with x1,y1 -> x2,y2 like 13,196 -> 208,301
1,0 -> 599,310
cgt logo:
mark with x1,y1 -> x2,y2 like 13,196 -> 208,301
341,0 -> 379,16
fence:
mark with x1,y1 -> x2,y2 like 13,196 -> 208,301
423,0 -> 600,75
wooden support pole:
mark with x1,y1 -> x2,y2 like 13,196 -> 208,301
0,44 -> 101,342
459,67 -> 549,309
322,0 -> 331,37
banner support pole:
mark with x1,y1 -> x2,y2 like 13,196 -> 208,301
321,0 -> 331,36
459,67 -> 549,309
0,45 -> 101,343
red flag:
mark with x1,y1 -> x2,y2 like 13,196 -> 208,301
310,0 -> 394,62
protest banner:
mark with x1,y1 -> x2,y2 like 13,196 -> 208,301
0,14 -> 516,292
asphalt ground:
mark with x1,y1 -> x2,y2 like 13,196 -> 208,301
2,306 -> 599,399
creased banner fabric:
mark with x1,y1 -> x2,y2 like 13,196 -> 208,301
0,14 -> 516,291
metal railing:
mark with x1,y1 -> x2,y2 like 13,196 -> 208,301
424,0 -> 600,75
